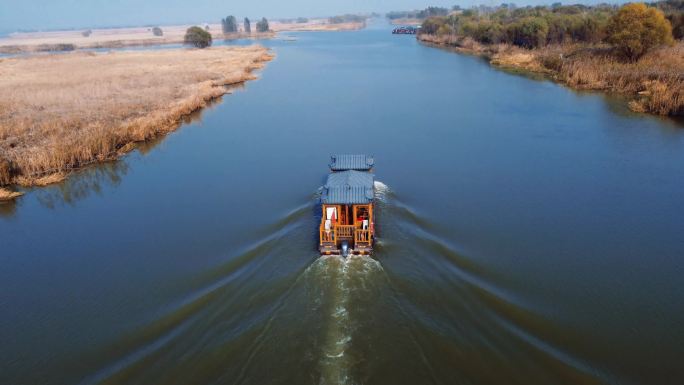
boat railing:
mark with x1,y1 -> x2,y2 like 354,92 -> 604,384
355,229 -> 371,244
336,225 -> 355,239
320,226 -> 335,244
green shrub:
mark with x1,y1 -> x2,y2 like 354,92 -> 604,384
420,17 -> 447,34
509,17 -> 549,48
184,26 -> 212,48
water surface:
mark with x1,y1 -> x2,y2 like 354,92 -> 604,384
2,20 -> 684,385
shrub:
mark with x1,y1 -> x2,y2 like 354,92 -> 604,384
668,12 -> 684,38
476,21 -> 506,44
152,27 -> 163,36
0,158 -> 12,185
184,26 -> 212,48
256,18 -> 269,32
82,29 -> 92,37
297,17 -> 309,23
509,17 -> 549,48
420,17 -> 447,34
607,3 -> 673,60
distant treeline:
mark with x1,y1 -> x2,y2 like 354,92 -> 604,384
419,1 -> 682,55
386,7 -> 454,20
328,14 -> 368,24
277,17 -> 310,23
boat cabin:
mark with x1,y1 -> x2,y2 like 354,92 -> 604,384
319,155 -> 375,256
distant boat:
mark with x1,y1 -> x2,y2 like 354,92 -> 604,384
392,26 -> 419,35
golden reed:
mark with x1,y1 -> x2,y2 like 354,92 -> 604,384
0,46 -> 273,189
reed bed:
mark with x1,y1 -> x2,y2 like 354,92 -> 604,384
419,34 -> 684,116
0,46 -> 273,188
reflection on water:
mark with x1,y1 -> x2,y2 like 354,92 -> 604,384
34,161 -> 129,209
0,199 -> 17,218
22,87 -> 241,209
423,41 -> 684,130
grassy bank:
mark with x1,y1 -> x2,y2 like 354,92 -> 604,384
0,46 -> 273,191
418,34 -> 683,116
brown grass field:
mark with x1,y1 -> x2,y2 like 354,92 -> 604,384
0,46 -> 273,192
0,19 -> 364,53
418,34 -> 684,116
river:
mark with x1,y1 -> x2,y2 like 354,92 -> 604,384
2,20 -> 684,385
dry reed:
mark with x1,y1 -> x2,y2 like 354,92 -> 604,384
0,187 -> 23,201
0,46 -> 273,187
419,34 -> 684,116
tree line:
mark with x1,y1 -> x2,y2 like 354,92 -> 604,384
419,1 -> 682,60
185,16 -> 270,49
221,16 -> 270,33
386,7 -> 452,20
328,14 -> 367,24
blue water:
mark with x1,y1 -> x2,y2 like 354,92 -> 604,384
1,20 -> 683,385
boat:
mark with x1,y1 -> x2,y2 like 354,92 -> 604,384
319,155 -> 375,256
392,26 -> 418,34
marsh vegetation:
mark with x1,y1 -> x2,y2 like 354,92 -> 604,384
418,2 -> 684,115
0,46 -> 273,188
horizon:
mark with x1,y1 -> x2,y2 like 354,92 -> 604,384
0,0 -> 630,34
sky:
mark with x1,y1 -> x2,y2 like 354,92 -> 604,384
0,0 -> 624,33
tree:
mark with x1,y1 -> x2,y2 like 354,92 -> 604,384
184,26 -> 212,48
509,17 -> 549,48
244,17 -> 251,33
152,27 -> 163,36
82,29 -> 92,37
256,17 -> 270,32
606,3 -> 673,60
222,16 -> 237,33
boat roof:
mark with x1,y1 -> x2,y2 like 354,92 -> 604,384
329,154 -> 374,171
322,170 -> 374,204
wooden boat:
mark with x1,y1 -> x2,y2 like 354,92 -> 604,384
319,155 -> 375,256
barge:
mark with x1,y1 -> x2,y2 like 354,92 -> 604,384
319,155 -> 375,256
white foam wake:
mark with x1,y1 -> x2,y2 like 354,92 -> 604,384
307,255 -> 382,385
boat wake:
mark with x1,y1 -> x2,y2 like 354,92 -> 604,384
304,255 -> 383,385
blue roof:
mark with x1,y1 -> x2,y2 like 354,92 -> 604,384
329,154 -> 374,171
322,170 -> 374,204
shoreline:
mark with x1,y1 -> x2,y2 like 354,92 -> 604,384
0,21 -> 365,54
0,46 -> 274,196
418,34 -> 684,117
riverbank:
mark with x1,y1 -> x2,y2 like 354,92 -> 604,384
0,19 -> 364,54
418,34 -> 683,116
0,46 -> 273,192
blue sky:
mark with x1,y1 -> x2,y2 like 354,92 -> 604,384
0,0 -> 624,32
